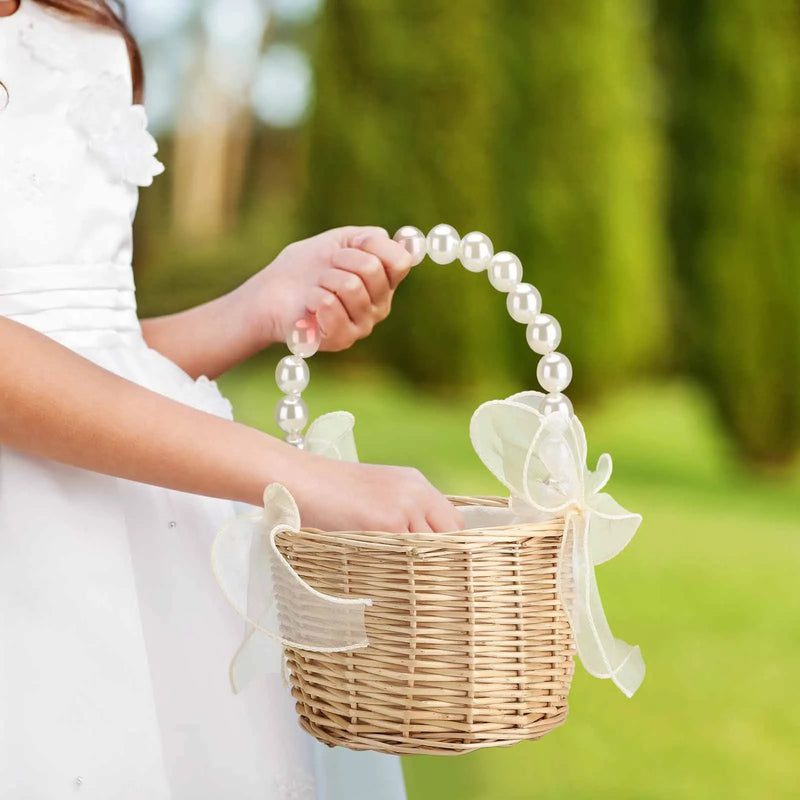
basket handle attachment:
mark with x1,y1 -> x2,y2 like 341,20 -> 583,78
470,391 -> 645,697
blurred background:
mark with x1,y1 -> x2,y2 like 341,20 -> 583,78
127,1 -> 799,798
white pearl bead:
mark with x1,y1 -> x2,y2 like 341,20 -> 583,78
537,352 -> 573,394
540,392 -> 574,417
487,251 -> 523,292
393,225 -> 427,266
459,231 -> 493,272
284,433 -> 306,449
287,316 -> 320,359
275,395 -> 308,434
275,355 -> 309,395
426,224 -> 460,264
526,313 -> 562,355
506,283 -> 542,323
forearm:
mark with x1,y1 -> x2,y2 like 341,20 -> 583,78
0,315 -> 305,506
140,284 -> 265,380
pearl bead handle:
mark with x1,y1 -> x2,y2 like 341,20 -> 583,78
274,225 -> 573,447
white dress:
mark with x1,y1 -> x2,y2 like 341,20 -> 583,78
0,3 -> 407,798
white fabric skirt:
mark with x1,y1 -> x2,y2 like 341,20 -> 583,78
0,329 -> 406,800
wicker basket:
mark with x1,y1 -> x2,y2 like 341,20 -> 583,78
274,496 -> 575,756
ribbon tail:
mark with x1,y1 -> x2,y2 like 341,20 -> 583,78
558,512 -> 645,698
211,484 -> 371,693
229,626 -> 284,694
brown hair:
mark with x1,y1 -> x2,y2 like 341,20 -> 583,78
32,0 -> 143,102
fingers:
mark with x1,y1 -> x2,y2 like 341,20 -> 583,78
302,225 -> 414,352
331,248 -> 391,313
407,516 -> 433,534
426,502 -> 464,533
305,285 -> 354,350
409,503 -> 463,533
349,233 -> 414,290
319,267 -> 373,329
407,470 -> 465,533
335,225 -> 389,247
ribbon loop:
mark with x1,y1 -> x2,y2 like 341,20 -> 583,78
471,397 -> 645,697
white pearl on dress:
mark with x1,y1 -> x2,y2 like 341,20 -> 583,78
275,355 -> 309,395
459,231 -> 494,272
287,316 -> 320,359
487,251 -> 523,292
393,225 -> 427,266
537,352 -> 573,393
426,223 -> 461,264
526,313 -> 562,355
284,433 -> 306,449
275,395 -> 309,434
506,282 -> 542,323
540,392 -> 574,417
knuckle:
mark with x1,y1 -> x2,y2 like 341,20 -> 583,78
362,254 -> 383,275
385,512 -> 406,532
408,467 -> 426,483
346,274 -> 362,293
358,319 -> 373,338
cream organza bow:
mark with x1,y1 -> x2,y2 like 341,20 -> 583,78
214,398 -> 644,697
470,391 -> 645,697
211,412 -> 369,693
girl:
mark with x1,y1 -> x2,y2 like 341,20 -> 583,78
0,0 -> 462,796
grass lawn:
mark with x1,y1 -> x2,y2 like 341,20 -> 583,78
220,361 -> 800,800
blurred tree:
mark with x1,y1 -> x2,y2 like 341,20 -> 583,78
135,2 -> 320,316
302,0 -> 514,388
495,0 -> 670,397
659,0 -> 800,464
171,4 -> 272,240
303,0 -> 670,397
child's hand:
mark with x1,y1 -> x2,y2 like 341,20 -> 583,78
292,456 -> 465,533
237,226 -> 414,352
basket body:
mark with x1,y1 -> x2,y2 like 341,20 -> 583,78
275,498 -> 574,756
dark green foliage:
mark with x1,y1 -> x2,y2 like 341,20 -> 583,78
302,0 -> 669,394
659,0 -> 800,463
302,0 -> 511,387
494,0 -> 670,397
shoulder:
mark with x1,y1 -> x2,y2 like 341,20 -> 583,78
0,0 -> 132,98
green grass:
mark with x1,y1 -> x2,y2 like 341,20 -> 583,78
220,362 -> 800,800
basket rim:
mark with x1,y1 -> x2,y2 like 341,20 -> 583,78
289,495 -> 566,548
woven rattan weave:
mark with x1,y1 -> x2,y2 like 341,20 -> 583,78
274,497 -> 575,756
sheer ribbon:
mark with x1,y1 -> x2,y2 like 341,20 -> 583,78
470,391 -> 645,697
211,412 -> 370,693
214,398 -> 644,697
